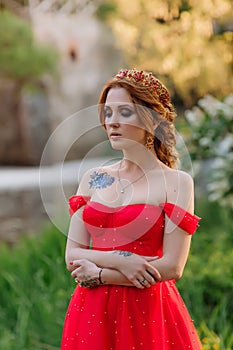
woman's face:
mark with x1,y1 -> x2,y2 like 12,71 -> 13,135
104,87 -> 147,150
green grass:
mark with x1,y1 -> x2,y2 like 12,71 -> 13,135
0,225 -> 73,350
177,198 -> 233,350
0,198 -> 232,349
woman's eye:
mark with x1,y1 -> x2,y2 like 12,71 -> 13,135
104,109 -> 112,118
120,108 -> 133,117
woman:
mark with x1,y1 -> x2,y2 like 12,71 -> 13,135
61,68 -> 202,349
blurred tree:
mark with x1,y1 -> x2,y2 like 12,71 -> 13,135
3,1 -> 232,106
0,10 -> 58,165
185,94 -> 233,209
1,0 -> 106,15
25,0 -> 102,15
0,0 -> 30,18
98,0 -> 233,106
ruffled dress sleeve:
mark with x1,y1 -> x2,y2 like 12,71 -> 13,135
69,195 -> 91,216
160,202 -> 201,235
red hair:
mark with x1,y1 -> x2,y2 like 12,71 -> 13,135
98,77 -> 178,168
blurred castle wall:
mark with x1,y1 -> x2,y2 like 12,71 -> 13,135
0,12 -> 123,242
0,12 -> 123,165
0,158 -> 110,244
32,12 -> 124,162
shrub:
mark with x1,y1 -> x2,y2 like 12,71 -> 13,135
185,94 -> 233,209
0,225 -> 71,350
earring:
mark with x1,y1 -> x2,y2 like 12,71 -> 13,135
145,135 -> 154,150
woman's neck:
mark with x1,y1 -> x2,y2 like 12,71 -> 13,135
122,147 -> 163,172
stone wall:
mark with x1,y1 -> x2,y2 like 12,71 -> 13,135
0,12 -> 124,166
32,13 -> 124,162
0,158 -> 109,244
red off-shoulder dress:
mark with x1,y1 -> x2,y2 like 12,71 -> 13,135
61,196 -> 202,350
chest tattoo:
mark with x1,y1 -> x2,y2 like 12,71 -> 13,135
89,171 -> 115,189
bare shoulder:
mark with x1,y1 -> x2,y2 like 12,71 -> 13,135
175,169 -> 193,189
165,168 -> 193,187
164,168 -> 194,211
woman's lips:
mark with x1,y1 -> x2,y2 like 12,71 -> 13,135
110,133 -> 122,139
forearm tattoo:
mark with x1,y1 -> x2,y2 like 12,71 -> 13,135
112,250 -> 133,257
79,274 -> 103,289
89,171 -> 115,189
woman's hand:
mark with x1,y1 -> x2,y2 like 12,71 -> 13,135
70,254 -> 161,289
71,259 -> 102,287
113,251 -> 161,289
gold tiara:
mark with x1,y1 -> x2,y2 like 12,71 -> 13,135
115,68 -> 170,105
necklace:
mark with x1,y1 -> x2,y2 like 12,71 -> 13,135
117,160 -> 155,194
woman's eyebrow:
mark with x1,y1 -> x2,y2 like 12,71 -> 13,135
118,104 -> 134,108
104,103 -> 134,108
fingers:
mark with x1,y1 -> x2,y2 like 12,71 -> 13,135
70,259 -> 91,278
134,265 -> 161,289
134,279 -> 145,289
71,267 -> 81,278
146,265 -> 161,281
70,259 -> 85,267
71,262 -> 87,278
144,270 -> 157,285
137,276 -> 149,288
136,272 -> 156,288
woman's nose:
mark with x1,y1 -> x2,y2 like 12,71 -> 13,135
109,121 -> 120,128
106,112 -> 121,126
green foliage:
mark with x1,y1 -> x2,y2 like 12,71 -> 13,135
0,225 -> 72,350
95,2 -> 118,21
0,11 -> 58,81
185,94 -> 233,160
177,198 -> 233,349
103,0 -> 233,105
0,200 -> 232,349
185,94 -> 233,208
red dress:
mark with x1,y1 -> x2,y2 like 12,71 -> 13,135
61,196 -> 202,350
